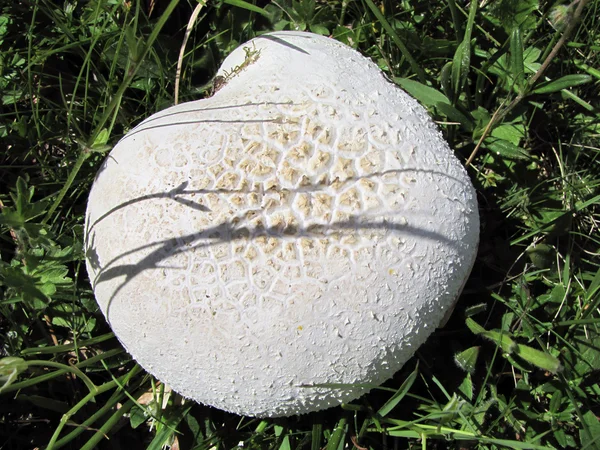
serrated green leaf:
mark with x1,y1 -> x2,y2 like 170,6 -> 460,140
1,266 -> 50,308
533,74 -> 592,94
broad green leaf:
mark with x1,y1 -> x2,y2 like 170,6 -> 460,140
491,123 -> 525,145
129,405 -> 148,429
465,303 -> 487,317
450,0 -> 477,98
466,318 -> 517,353
510,27 -> 525,92
526,243 -> 555,269
455,346 -> 480,374
0,357 -> 28,393
523,46 -> 542,73
392,79 -> 473,127
19,394 -> 70,413
15,176 -> 33,213
549,284 -> 567,304
436,102 -> 474,130
574,334 -> 600,376
457,373 -> 474,400
394,78 -> 451,106
451,39 -> 471,98
579,410 -> 600,450
309,24 -> 329,36
1,265 -> 50,309
91,128 -> 109,148
124,25 -> 141,62
515,344 -> 562,373
440,61 -> 453,99
484,137 -> 531,160
466,317 -> 486,334
488,0 -> 539,32
533,74 -> 592,94
549,390 -> 563,414
463,0 -> 478,40
482,329 -> 517,353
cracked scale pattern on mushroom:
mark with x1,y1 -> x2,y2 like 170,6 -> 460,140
84,31 -> 479,417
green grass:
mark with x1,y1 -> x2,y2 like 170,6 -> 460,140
1,0 -> 599,448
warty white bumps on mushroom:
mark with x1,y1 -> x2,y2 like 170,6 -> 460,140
84,31 -> 479,417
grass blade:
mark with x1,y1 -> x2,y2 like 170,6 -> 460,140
377,363 -> 418,418
311,422 -> 323,450
326,416 -> 348,450
224,0 -> 271,17
451,0 -> 477,99
362,0 -> 425,81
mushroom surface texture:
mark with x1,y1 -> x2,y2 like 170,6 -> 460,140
85,31 -> 480,418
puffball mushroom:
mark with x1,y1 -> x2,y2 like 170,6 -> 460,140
84,31 -> 479,417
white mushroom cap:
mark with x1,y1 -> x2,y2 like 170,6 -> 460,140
84,31 -> 479,417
